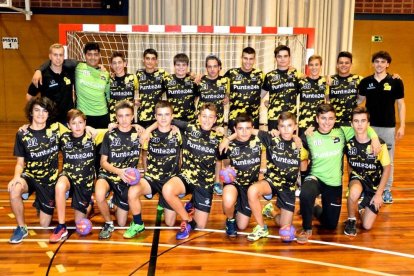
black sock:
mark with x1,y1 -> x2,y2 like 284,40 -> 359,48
189,220 -> 197,229
133,214 -> 143,225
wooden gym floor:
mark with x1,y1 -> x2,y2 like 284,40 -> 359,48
0,122 -> 413,275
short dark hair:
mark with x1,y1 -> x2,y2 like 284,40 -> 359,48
83,42 -> 100,54
25,97 -> 56,124
352,106 -> 370,122
372,51 -> 392,64
242,46 -> 256,56
278,111 -> 296,123
111,51 -> 126,62
174,53 -> 189,65
316,103 -> 336,116
155,100 -> 173,114
115,100 -> 134,114
274,45 -> 290,57
337,51 -> 352,63
205,54 -> 222,69
143,48 -> 158,59
234,113 -> 253,128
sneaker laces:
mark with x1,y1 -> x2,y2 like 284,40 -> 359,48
180,221 -> 188,232
54,224 -> 66,234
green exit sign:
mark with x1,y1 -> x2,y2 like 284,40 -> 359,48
371,35 -> 383,42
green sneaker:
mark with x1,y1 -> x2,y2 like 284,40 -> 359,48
123,221 -> 145,239
262,202 -> 274,219
247,224 -> 269,241
99,223 -> 115,239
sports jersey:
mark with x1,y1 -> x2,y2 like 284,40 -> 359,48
108,73 -> 138,123
27,66 -> 74,124
345,137 -> 390,190
174,120 -> 222,188
258,131 -> 301,190
224,135 -> 262,186
136,69 -> 169,123
358,74 -> 404,127
99,128 -> 141,183
224,68 -> 264,123
143,129 -> 182,183
14,123 -> 68,185
60,131 -> 105,187
75,62 -> 110,116
165,74 -> 196,122
298,76 -> 328,133
329,74 -> 362,126
195,75 -> 229,126
262,68 -> 300,123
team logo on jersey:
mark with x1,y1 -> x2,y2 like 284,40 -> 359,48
139,74 -> 146,81
333,137 -> 340,143
63,77 -> 71,85
204,198 -> 210,206
155,76 -> 162,81
185,81 -> 193,86
276,141 -> 285,150
367,153 -> 376,160
48,80 -> 58,88
235,74 -> 243,81
367,83 -> 375,90
349,81 -> 356,86
252,145 -> 260,153
168,79 -> 176,86
230,147 -> 240,157
294,148 -> 300,155
348,147 -> 357,156
250,76 -> 258,81
201,83 -> 208,91
151,137 -> 161,143
332,79 -> 339,86
313,139 -> 322,146
209,138 -> 218,145
49,133 -> 57,143
271,74 -> 280,81
100,75 -> 107,81
190,130 -> 201,138
303,82 -> 311,90
65,142 -> 73,149
168,137 -> 178,144
84,141 -> 92,148
27,137 -> 38,148
319,85 -> 326,90
110,137 -> 121,147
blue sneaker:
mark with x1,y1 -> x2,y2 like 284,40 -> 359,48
176,221 -> 192,240
213,183 -> 223,196
9,226 -> 28,244
383,190 -> 393,204
225,218 -> 237,237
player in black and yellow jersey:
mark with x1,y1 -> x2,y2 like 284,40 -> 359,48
95,101 -> 143,240
224,47 -> 264,133
164,53 -> 196,122
109,52 -> 138,123
49,109 -> 106,243
262,45 -> 301,130
344,107 -> 390,236
245,112 -> 301,241
195,55 -> 229,127
136,49 -> 169,128
8,97 -> 68,244
220,114 -> 262,237
160,103 -> 223,240
328,51 -> 363,126
124,101 -> 182,239
298,55 -> 328,136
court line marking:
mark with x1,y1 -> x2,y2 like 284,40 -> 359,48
0,238 -> 397,276
1,226 -> 414,259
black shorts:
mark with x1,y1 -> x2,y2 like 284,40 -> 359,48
264,178 -> 296,212
98,174 -> 129,211
224,182 -> 251,217
61,172 -> 93,214
350,175 -> 379,215
177,174 -> 213,213
143,176 -> 172,210
21,173 -> 55,216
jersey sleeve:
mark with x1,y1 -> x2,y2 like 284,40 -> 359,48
394,78 -> 404,99
257,130 -> 272,147
93,129 -> 108,145
27,82 -> 40,96
262,73 -> 271,91
172,119 -> 189,131
62,59 -> 79,71
99,132 -> 111,156
13,132 -> 26,157
378,143 -> 391,166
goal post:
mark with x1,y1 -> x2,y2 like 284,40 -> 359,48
59,24 -> 314,75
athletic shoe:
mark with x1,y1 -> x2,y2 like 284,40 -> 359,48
184,201 -> 195,216
263,193 -> 273,201
9,226 -> 28,244
247,224 -> 269,241
49,224 -> 68,243
213,183 -> 223,196
176,221 -> 192,240
296,229 -> 312,244
383,190 -> 393,204
225,218 -> 237,237
123,221 -> 145,239
262,202 -> 274,219
99,223 -> 115,239
344,219 -> 357,236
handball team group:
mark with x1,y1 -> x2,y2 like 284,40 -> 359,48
7,41 -> 405,245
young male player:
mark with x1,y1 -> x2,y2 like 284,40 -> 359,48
164,53 -> 196,122
161,103 -> 223,240
220,114 -> 262,237
225,47 -> 264,133
262,45 -> 301,130
358,51 -> 405,204
124,101 -> 181,238
108,51 -> 139,123
344,107 -> 390,236
95,101 -> 142,240
8,97 -> 66,243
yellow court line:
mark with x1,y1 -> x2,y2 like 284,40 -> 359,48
55,264 -> 66,273
45,250 -> 54,259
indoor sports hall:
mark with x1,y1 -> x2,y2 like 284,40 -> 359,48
0,1 -> 413,275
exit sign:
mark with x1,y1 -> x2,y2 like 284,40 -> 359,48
2,37 -> 19,49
